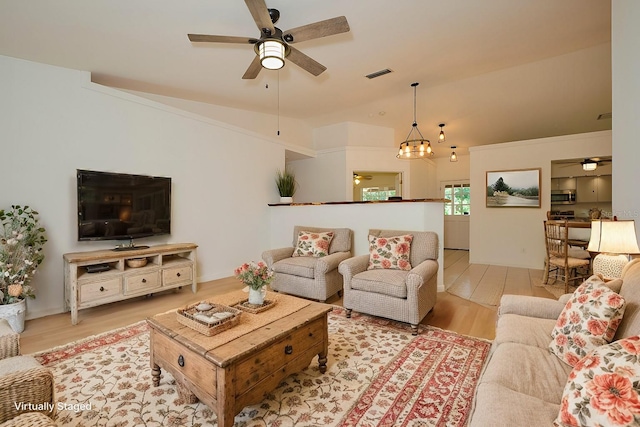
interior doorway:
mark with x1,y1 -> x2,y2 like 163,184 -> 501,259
353,171 -> 403,201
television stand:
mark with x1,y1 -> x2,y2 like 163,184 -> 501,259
63,243 -> 198,325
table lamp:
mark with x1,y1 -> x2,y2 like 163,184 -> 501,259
587,219 -> 640,279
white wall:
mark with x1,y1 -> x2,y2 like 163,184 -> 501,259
0,55 -> 287,319
469,131 -> 611,269
313,122 -> 394,150
288,149 -> 346,203
612,1 -> 640,238
289,122 -> 434,202
127,90 -> 316,156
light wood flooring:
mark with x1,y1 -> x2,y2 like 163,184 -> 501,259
19,250 -> 554,354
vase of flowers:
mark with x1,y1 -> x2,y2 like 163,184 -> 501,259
234,261 -> 274,305
0,205 -> 47,332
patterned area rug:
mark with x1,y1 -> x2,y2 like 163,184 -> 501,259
33,308 -> 491,427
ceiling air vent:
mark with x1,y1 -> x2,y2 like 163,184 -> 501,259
597,112 -> 612,120
365,69 -> 393,79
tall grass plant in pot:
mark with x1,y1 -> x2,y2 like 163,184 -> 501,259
276,168 -> 297,204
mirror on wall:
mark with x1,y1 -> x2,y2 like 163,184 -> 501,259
353,171 -> 402,201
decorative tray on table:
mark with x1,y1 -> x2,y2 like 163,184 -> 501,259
233,299 -> 277,314
176,301 -> 241,336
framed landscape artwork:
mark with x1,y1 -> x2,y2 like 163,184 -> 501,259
486,168 -> 541,208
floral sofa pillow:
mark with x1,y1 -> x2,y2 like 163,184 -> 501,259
292,231 -> 334,257
555,335 -> 640,427
549,275 -> 626,367
367,234 -> 413,271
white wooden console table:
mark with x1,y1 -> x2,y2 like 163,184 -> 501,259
64,243 -> 197,324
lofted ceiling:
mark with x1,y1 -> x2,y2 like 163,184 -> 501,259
0,0 -> 612,157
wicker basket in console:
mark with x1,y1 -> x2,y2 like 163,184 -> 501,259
176,302 -> 241,336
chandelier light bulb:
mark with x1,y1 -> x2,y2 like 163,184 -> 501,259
450,146 -> 458,162
439,124 -> 446,142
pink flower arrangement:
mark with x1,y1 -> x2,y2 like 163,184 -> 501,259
234,261 -> 274,290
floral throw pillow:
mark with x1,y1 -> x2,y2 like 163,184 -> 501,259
367,234 -> 413,271
549,276 -> 626,367
555,335 -> 640,427
292,231 -> 334,257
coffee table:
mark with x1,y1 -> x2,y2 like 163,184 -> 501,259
147,296 -> 331,427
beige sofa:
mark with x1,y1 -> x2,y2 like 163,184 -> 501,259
468,258 -> 640,426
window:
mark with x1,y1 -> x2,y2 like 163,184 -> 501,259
362,187 -> 397,201
444,183 -> 470,215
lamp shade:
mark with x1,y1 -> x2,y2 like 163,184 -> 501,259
587,220 -> 640,254
259,40 -> 285,70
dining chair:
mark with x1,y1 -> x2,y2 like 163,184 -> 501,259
543,220 -> 591,293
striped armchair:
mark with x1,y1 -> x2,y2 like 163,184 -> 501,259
262,226 -> 352,302
339,229 -> 439,335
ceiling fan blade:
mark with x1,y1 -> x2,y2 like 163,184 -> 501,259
244,0 -> 275,35
242,56 -> 262,79
283,16 -> 350,44
287,46 -> 326,76
188,34 -> 257,44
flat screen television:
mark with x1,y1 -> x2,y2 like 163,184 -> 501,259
77,169 -> 171,244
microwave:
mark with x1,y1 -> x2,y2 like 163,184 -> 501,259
551,189 -> 576,204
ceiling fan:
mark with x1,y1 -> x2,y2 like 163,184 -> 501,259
188,0 -> 350,79
354,174 -> 373,180
353,173 -> 372,185
555,157 -> 612,171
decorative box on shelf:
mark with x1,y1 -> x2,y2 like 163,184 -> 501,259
234,299 -> 277,314
177,301 -> 241,336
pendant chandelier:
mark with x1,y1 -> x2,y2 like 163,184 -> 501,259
397,82 -> 434,159
449,146 -> 458,162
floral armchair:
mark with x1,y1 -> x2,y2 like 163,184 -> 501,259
262,226 -> 352,302
338,229 -> 439,335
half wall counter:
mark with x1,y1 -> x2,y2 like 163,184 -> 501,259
267,199 -> 446,291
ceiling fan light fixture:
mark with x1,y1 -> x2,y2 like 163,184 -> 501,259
259,40 -> 285,70
582,160 -> 597,171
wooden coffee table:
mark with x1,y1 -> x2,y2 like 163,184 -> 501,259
147,299 -> 331,427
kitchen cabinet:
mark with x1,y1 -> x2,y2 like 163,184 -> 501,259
576,175 -> 612,203
598,175 -> 612,202
551,177 -> 577,191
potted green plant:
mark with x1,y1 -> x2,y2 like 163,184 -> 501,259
0,205 -> 47,332
275,168 -> 297,204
